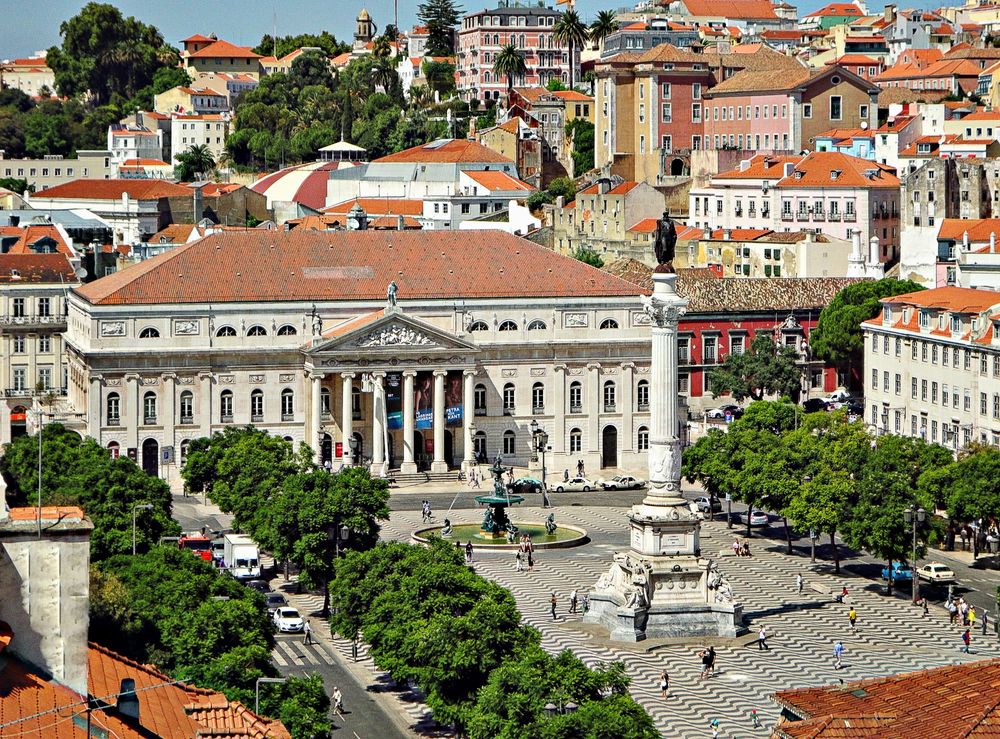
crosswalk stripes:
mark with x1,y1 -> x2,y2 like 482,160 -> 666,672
272,638 -> 335,669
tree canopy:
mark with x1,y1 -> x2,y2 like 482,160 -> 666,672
553,11 -> 589,88
174,144 -> 216,181
493,44 -> 527,94
708,332 -> 802,401
252,31 -> 350,59
418,0 -> 464,56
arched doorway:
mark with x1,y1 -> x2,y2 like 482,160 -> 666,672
601,425 -> 618,469
141,438 -> 159,477
9,405 -> 27,439
444,430 -> 454,468
320,433 -> 333,467
670,158 -> 685,176
473,431 -> 487,463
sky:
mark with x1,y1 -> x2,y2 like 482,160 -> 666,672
0,0 -> 854,59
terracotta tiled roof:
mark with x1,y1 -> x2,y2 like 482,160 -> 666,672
578,181 -> 640,196
881,286 -> 1000,313
628,218 -> 659,233
773,658 -> 1000,739
7,505 -> 85,520
804,2 -> 865,17
74,230 -> 643,306
186,39 -> 261,59
323,197 -> 424,216
0,254 -> 75,283
370,215 -> 422,229
464,170 -> 533,191
815,127 -> 873,140
676,224 -> 705,240
151,223 -> 203,243
33,179 -> 192,201
183,34 -> 216,43
682,0 -> 778,19
877,87 -> 949,105
715,154 -> 803,180
945,44 -> 1000,60
774,152 -> 899,189
831,54 -> 880,64
550,90 -> 593,101
374,139 -> 512,164
939,218 -> 1000,241
707,66 -> 810,94
677,274 -> 865,312
0,224 -> 74,256
707,228 -> 775,240
763,30 -> 809,40
120,158 -> 171,167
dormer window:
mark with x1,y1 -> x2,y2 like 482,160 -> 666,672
951,316 -> 962,334
794,171 -> 804,180
831,170 -> 842,180
883,307 -> 892,325
918,310 -> 930,329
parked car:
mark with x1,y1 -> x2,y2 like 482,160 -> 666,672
273,607 -> 305,633
846,400 -> 864,416
916,562 -> 957,584
210,538 -> 226,563
707,404 -> 743,420
747,510 -> 770,527
695,496 -> 723,514
508,477 -> 543,494
826,390 -> 852,403
553,477 -> 595,492
264,592 -> 288,616
802,398 -> 829,413
245,579 -> 270,594
881,562 -> 913,582
600,475 -> 646,490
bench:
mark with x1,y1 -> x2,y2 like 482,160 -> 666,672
810,582 -> 832,596
718,549 -> 737,558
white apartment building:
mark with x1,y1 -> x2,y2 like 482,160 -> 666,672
862,285 -> 1000,451
169,114 -> 230,167
107,125 -> 163,167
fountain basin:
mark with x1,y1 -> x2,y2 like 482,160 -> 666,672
412,522 -> 589,550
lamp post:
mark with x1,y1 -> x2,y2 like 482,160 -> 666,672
348,435 -> 359,467
903,504 -> 926,604
255,677 -> 287,714
803,475 -> 815,563
132,504 -> 153,555
530,419 -> 549,507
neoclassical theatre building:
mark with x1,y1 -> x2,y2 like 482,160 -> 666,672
65,228 -> 655,485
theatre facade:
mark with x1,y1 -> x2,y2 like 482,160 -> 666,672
64,228 -> 655,485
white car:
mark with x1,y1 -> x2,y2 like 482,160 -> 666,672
273,607 -> 305,633
748,510 -> 770,527
553,477 -> 595,492
600,475 -> 646,490
916,563 -> 957,584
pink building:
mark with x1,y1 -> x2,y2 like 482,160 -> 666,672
457,5 -> 572,104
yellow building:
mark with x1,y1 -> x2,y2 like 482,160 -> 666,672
183,39 -> 263,80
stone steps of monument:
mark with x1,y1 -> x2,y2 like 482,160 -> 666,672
389,471 -> 458,486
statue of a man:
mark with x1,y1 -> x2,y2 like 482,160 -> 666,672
653,210 -> 677,269
387,281 -> 398,308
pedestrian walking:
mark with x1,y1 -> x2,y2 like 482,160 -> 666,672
848,607 -> 857,634
465,541 -> 473,563
332,686 -> 343,715
659,670 -> 669,698
514,551 -> 523,572
303,620 -> 313,645
948,600 -> 959,624
982,611 -> 989,637
833,640 -> 844,670
550,593 -> 558,620
749,708 -> 761,729
699,646 -> 716,679
577,459 -> 584,477
757,625 -> 770,650
962,628 -> 972,653
796,573 -> 803,595
922,597 -> 929,617
969,606 -> 978,631
563,469 -> 570,482
527,550 -> 534,571
710,718 -> 720,739
581,593 -> 589,613
569,589 -> 578,613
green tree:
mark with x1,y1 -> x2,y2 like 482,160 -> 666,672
288,49 -> 336,90
572,246 -> 604,268
423,60 -> 457,97
811,278 -> 924,376
930,446 -> 1000,553
553,10 -> 589,89
493,44 -> 527,96
0,177 -> 29,194
545,78 -> 567,92
418,0 -> 464,56
174,143 -> 216,181
253,32 -> 350,59
565,117 -> 594,174
708,332 -> 802,401
1,424 -> 179,561
589,10 -> 621,50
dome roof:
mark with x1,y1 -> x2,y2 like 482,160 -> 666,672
250,159 -> 360,211
358,8 -> 371,20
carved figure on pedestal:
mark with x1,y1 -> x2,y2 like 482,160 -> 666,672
386,281 -> 398,308
653,211 -> 677,270
545,513 -> 556,535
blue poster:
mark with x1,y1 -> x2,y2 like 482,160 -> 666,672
386,373 -> 402,430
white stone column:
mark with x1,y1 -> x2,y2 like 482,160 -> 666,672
162,373 -> 176,452
621,362 -> 635,453
88,375 -> 102,437
125,373 -> 139,451
401,370 -> 417,474
587,362 -> 601,462
309,372 -> 323,460
462,369 -> 475,471
370,372 -> 386,476
341,372 -> 355,466
198,371 -> 213,438
431,369 -> 448,472
553,365 -> 566,457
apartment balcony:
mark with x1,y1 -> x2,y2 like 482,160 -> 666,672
143,416 -> 157,425
703,354 -> 718,365
795,212 -> 809,222
0,315 -> 67,331
828,212 -> 841,221
812,211 -> 825,221
474,407 -> 486,416
843,212 -> 856,222
5,386 -> 67,399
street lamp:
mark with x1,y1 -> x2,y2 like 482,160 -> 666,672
529,419 -> 550,507
802,475 -> 815,563
903,504 -> 927,604
132,504 -> 153,555
347,435 -> 358,467
255,677 -> 287,714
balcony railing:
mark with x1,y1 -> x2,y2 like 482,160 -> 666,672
704,354 -> 718,365
143,415 -> 157,425
532,405 -> 545,415
796,211 -> 809,221
844,211 -> 856,222
107,416 -> 120,426
474,406 -> 486,416
0,315 -> 67,330
603,403 -> 617,413
637,402 -> 650,412
281,413 -> 294,422
5,386 -> 67,398
828,211 -> 841,221
180,415 -> 194,425
780,212 -> 793,221
221,414 -> 234,424
251,413 -> 263,423
503,407 -> 514,416
570,404 -> 583,414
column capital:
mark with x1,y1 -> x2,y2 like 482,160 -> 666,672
402,369 -> 418,378
197,371 -> 213,380
124,372 -> 140,382
370,370 -> 387,379
462,368 -> 478,377
162,372 -> 178,381
89,374 -> 104,383
553,364 -> 567,374
308,372 -> 326,381
621,362 -> 636,371
432,369 -> 449,377
586,362 -> 602,371
340,371 -> 356,379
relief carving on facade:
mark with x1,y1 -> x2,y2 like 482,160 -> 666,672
564,313 -> 588,327
173,320 -> 200,336
568,368 -> 584,375
530,368 -> 545,376
249,374 -> 265,383
177,376 -> 195,385
632,311 -> 651,326
279,374 -> 296,382
356,325 -> 434,348
219,375 -> 235,384
501,369 -> 517,377
105,378 -> 121,387
100,321 -> 126,337
141,377 -> 159,385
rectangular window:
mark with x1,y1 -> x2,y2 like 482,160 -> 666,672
895,338 -> 901,356
39,335 -> 50,353
921,379 -> 927,400
731,335 -> 745,355
911,377 -> 917,398
661,103 -> 672,123
982,392 -> 989,415
830,95 -> 842,120
883,371 -> 889,392
661,82 -> 671,98
12,298 -> 24,318
931,382 -> 938,404
894,373 -> 901,395
872,368 -> 878,389
704,337 -> 717,364
12,368 -> 25,392
692,83 -> 702,99
692,103 -> 702,122
803,103 -> 812,118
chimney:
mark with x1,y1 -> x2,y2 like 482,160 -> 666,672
192,184 -> 204,223
884,3 -> 895,23
0,506 -> 92,695
9,215 -> 19,228
556,195 -> 565,208
992,232 -> 996,254
740,159 -> 752,172
963,230 -> 970,250
869,234 -> 880,264
118,678 -> 140,721
397,214 -> 405,231
723,229 -> 732,241
598,178 -> 611,195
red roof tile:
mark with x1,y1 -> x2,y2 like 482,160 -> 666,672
775,152 -> 899,188
464,170 -> 534,191
374,139 -> 512,164
628,218 -> 659,233
33,179 -> 192,201
578,181 -> 640,196
683,0 -> 777,19
0,254 -> 76,283
324,198 -> 424,216
74,230 -> 642,306
882,286 -> 1000,313
805,2 -> 865,17
186,39 -> 261,59
939,218 -> 1000,241
715,154 -> 803,180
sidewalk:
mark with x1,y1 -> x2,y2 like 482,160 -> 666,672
933,546 -> 998,569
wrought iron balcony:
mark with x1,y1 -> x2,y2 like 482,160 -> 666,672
0,315 -> 67,330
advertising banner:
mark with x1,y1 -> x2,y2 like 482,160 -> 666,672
410,370 -> 464,429
386,372 -> 402,430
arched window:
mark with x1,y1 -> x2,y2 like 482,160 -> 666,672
603,380 -> 617,411
247,325 -> 267,336
484,71 -> 492,83
277,324 -> 297,335
216,326 -> 236,337
142,391 -> 157,424
502,382 -> 515,414
220,389 -> 234,422
250,389 -> 264,422
498,320 -> 518,331
474,430 -> 487,459
569,427 -> 582,453
600,318 -> 620,330
637,426 -> 650,451
531,382 -> 544,413
281,388 -> 294,420
502,429 -> 516,455
637,380 -> 650,411
139,327 -> 159,338
107,441 -> 120,459
569,381 -> 582,413
469,320 -> 489,332
106,392 -> 120,425
321,387 -> 331,417
179,390 -> 194,423
527,320 -> 547,330
180,439 -> 190,462
474,383 -> 487,415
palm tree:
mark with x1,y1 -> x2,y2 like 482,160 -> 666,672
493,43 -> 527,98
371,57 -> 397,92
589,10 -> 620,51
176,144 -> 216,181
553,10 -> 589,90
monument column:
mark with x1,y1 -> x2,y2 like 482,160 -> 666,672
401,370 -> 417,474
370,372 -> 387,477
431,369 -> 448,472
462,369 -> 476,471
341,372 -> 355,466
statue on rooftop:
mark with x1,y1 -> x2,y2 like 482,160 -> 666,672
653,210 -> 677,270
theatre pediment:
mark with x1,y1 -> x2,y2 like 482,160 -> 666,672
307,310 -> 479,356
